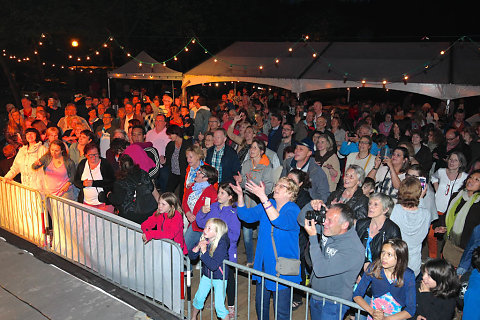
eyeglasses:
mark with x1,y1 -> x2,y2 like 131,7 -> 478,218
275,183 -> 289,189
197,170 -> 206,176
86,153 -> 99,158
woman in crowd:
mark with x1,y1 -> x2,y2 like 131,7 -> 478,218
105,138 -> 129,173
356,193 -> 401,273
199,131 -> 214,158
182,165 -> 218,252
5,107 -> 26,150
434,170 -> 480,267
411,130 -> 433,173
286,169 -> 312,310
426,126 -> 445,153
412,259 -> 459,320
378,113 -> 393,137
234,138 -> 274,267
163,125 -> 192,200
107,154 -> 155,224
232,177 -> 301,320
184,145 -> 206,199
327,164 -> 369,220
390,177 -> 431,276
73,142 -> 115,213
330,115 -> 346,148
69,129 -> 96,166
345,135 -> 376,175
314,133 -> 340,192
387,122 -> 403,149
431,151 -> 468,214
4,128 -> 47,190
227,115 -> 256,163
367,146 -> 409,200
32,139 -> 76,200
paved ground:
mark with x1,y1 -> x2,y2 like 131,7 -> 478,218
0,229 -> 179,320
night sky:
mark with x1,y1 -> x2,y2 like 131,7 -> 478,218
0,0 -> 478,106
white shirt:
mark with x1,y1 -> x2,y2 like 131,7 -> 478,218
81,162 -> 104,205
145,127 -> 169,156
431,168 -> 468,213
124,114 -> 134,132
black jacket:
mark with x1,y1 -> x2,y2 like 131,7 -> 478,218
164,138 -> 192,176
107,168 -> 153,224
355,217 -> 402,263
73,158 -> 115,204
327,186 -> 369,220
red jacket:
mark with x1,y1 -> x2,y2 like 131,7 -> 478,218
141,210 -> 187,254
182,184 -> 217,232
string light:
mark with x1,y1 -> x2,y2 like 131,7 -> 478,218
312,53 -> 317,58
382,80 -> 387,89
288,47 -> 293,52
362,80 -> 366,87
440,50 -> 445,55
185,47 -> 189,52
71,40 -> 79,47
259,65 -> 263,70
214,58 -> 218,62
174,56 -> 177,61
403,75 -> 408,85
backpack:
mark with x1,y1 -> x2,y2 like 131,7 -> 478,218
132,177 -> 157,217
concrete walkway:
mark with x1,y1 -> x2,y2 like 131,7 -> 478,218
0,238 -> 148,320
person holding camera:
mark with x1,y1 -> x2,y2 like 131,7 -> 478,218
300,201 -> 364,320
73,142 -> 115,213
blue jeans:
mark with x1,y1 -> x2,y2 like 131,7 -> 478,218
184,225 -> 203,251
193,275 -> 229,319
242,225 -> 255,264
155,166 -> 170,192
310,297 -> 348,320
255,282 -> 292,320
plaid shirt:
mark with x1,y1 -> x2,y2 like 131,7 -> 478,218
144,113 -> 156,132
211,146 -> 225,182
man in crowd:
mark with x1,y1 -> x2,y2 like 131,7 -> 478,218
282,138 -> 330,202
146,114 -> 170,191
313,115 -> 337,152
433,128 -> 471,169
267,112 -> 283,152
312,101 -> 323,125
96,109 -> 117,157
277,122 -> 295,165
299,202 -> 364,320
194,95 -> 211,140
294,109 -> 316,142
125,125 -> 161,182
46,97 -> 63,126
205,128 -> 241,184
20,96 -> 36,119
57,103 -> 89,133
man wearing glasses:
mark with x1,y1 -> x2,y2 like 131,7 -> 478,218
433,128 -> 471,170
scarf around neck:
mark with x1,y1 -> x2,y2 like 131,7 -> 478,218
446,190 -> 480,245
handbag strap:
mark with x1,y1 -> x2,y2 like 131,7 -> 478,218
271,225 -> 280,277
271,225 -> 278,260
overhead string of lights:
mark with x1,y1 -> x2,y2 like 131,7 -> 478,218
2,33 -> 478,83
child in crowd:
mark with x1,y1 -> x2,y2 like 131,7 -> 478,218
463,246 -> 480,319
362,177 -> 376,197
353,239 -> 416,320
141,192 -> 187,254
413,259 -> 459,320
189,218 -> 230,320
195,182 -> 240,317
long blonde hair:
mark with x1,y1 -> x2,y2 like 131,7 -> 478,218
200,218 -> 228,257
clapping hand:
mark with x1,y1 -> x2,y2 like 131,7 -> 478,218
245,179 -> 266,199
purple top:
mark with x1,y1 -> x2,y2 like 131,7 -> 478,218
195,202 -> 241,262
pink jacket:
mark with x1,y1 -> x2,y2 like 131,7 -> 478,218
141,210 -> 187,254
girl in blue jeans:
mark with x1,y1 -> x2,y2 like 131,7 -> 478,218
189,218 -> 230,320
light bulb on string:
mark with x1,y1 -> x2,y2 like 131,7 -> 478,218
312,53 -> 317,58
185,47 -> 189,52
103,43 -> 108,48
138,62 -> 142,67
163,62 -> 166,66
126,53 -> 131,57
259,65 -> 263,70
440,50 -> 445,55
403,75 -> 408,85
275,58 -> 279,64
191,39 -> 196,44
214,58 -> 218,62
52,64 -> 55,67
41,33 -> 45,38
86,56 -> 90,60
362,80 -> 366,87
174,56 -> 178,61
288,47 -> 293,52
77,57 -> 81,61
382,80 -> 387,89
95,51 -> 100,55
39,42 -> 43,46
34,50 -> 38,55
71,40 -> 79,47
68,55 -> 73,59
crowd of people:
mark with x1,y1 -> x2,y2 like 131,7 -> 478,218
1,87 -> 480,320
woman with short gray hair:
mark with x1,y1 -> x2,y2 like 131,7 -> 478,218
326,165 -> 369,220
355,192 -> 401,272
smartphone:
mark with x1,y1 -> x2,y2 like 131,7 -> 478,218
205,197 -> 211,206
379,146 -> 390,160
303,112 -> 307,117
419,177 -> 427,190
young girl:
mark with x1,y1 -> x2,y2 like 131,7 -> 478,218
195,183 -> 241,317
413,259 -> 460,320
353,239 -> 416,319
141,192 -> 187,254
189,218 -> 230,320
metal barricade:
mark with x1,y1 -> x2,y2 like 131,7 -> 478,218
45,194 -> 187,319
0,177 -> 47,247
188,259 -> 365,320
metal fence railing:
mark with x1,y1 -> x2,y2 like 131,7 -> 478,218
188,259 -> 365,320
0,177 -> 47,247
45,194 -> 186,319
0,178 -> 365,320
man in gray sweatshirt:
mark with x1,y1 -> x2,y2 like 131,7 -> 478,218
301,202 -> 365,320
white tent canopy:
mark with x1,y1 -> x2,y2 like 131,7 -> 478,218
108,51 -> 183,81
183,41 -> 480,100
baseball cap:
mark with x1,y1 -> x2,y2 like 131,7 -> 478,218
296,138 -> 314,152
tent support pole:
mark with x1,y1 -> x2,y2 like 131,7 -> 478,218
108,78 -> 111,99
